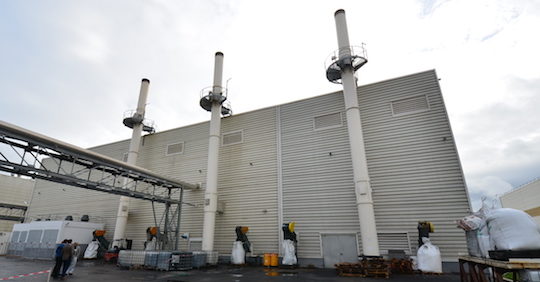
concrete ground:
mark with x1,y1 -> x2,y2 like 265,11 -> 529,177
0,256 -> 460,281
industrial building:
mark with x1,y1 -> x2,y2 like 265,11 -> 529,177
25,69 -> 471,267
500,178 -> 540,225
1,9 -> 471,270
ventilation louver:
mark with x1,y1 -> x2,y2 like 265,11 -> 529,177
314,112 -> 343,130
166,142 -> 184,155
391,95 -> 430,116
222,131 -> 243,146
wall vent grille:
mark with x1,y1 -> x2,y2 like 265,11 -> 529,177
222,131 -> 243,146
377,232 -> 412,254
391,95 -> 430,116
166,142 -> 184,155
314,112 -> 343,130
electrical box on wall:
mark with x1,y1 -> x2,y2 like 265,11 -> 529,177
217,201 -> 225,215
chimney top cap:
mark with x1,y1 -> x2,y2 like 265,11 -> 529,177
335,9 -> 345,16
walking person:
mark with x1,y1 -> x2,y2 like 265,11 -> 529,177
66,243 -> 79,276
60,240 -> 73,278
51,239 -> 67,279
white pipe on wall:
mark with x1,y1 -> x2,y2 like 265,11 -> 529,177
334,9 -> 380,256
202,52 -> 224,252
112,78 -> 150,246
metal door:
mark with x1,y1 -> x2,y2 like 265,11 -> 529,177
321,234 -> 358,268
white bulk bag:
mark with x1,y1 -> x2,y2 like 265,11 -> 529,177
231,241 -> 245,264
477,223 -> 493,258
417,238 -> 442,273
486,208 -> 540,250
282,240 -> 297,265
83,241 -> 99,259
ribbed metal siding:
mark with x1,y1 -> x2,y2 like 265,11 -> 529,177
129,122 -> 210,247
214,108 -> 278,255
0,174 -> 34,232
359,70 -> 470,260
110,108 -> 278,254
279,70 -> 469,261
280,93 -> 358,259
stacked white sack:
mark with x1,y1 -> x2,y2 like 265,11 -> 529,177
486,208 -> 540,250
456,214 -> 491,257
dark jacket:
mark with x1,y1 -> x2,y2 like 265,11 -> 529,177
62,244 -> 73,261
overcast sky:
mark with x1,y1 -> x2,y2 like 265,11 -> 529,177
1,0 -> 538,211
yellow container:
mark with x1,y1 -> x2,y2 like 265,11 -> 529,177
263,253 -> 271,266
270,253 -> 279,267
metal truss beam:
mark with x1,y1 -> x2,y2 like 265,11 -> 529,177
0,202 -> 27,210
0,215 -> 24,222
0,203 -> 26,222
0,121 -> 199,205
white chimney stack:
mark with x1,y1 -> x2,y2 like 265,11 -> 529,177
331,9 -> 380,256
202,52 -> 224,252
113,78 -> 150,247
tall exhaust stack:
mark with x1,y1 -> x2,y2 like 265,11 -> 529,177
113,78 -> 154,247
326,9 -> 380,256
199,52 -> 231,251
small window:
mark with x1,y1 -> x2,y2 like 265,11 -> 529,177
314,112 -> 342,130
18,231 -> 28,243
27,230 -> 43,243
42,229 -> 59,243
166,142 -> 184,155
222,131 -> 243,146
122,152 -> 129,162
391,95 -> 430,116
10,231 -> 20,243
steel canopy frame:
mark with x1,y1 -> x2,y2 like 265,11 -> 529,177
0,120 -> 198,249
0,202 -> 27,222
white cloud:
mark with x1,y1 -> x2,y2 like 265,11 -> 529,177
468,176 -> 513,198
467,176 -> 512,211
70,30 -> 109,64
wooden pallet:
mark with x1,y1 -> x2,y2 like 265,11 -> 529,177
389,258 -> 414,274
366,272 -> 390,278
335,257 -> 390,279
338,272 -> 366,277
421,271 -> 443,275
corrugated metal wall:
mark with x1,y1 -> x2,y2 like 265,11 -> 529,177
280,92 -> 358,259
215,107 -> 278,254
0,174 -> 34,232
278,70 -> 469,260
359,70 -> 470,259
25,70 -> 470,261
